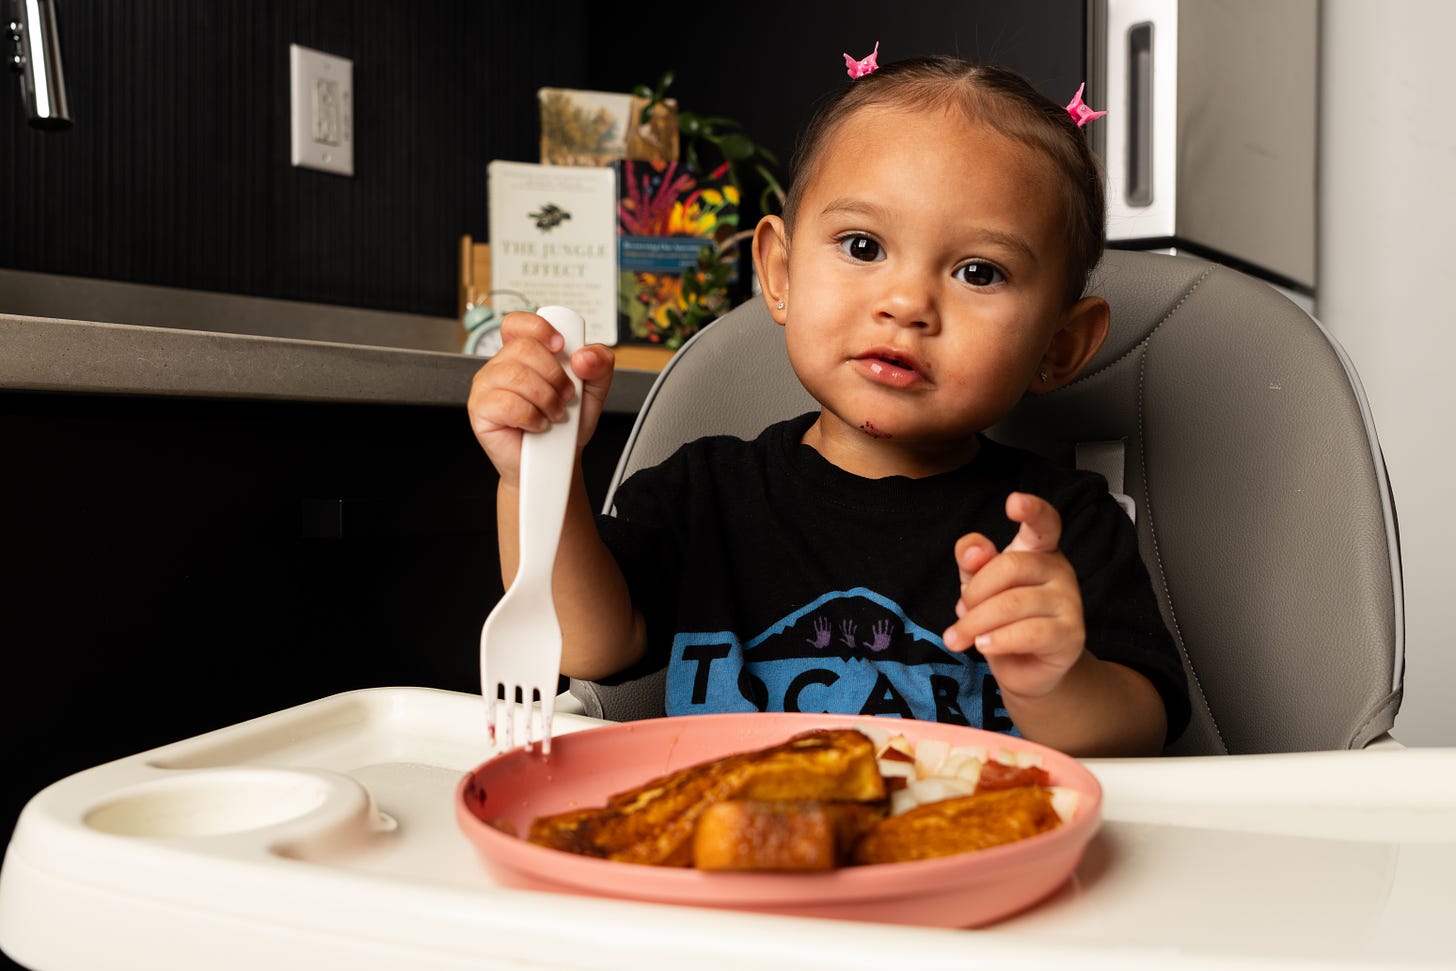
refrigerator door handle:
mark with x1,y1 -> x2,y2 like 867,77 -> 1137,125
1126,21 -> 1154,207
1103,0 -> 1177,240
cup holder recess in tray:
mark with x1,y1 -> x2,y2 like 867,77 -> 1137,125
84,768 -> 365,840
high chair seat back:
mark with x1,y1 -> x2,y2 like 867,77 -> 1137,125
571,251 -> 1404,754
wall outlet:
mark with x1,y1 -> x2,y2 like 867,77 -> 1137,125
289,44 -> 353,176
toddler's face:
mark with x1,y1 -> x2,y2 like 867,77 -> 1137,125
778,105 -> 1071,471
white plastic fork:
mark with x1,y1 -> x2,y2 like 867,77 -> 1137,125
481,305 -> 585,755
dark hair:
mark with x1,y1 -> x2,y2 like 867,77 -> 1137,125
784,57 -> 1106,306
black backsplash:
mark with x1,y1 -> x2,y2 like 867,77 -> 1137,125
0,0 -> 1082,320
0,0 -> 592,318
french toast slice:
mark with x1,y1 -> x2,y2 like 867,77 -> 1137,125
693,799 -> 886,871
851,784 -> 1060,865
527,728 -> 885,866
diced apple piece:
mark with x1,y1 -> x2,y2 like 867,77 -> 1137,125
913,738 -> 950,778
906,778 -> 953,806
886,734 -> 915,759
889,788 -> 919,816
908,780 -> 966,809
940,751 -> 983,779
908,776 -> 975,806
1050,786 -> 1080,823
948,744 -> 987,764
877,759 -> 916,781
950,758 -> 983,788
855,723 -> 892,754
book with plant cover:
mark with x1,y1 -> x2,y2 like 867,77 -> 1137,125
538,88 -> 679,167
616,159 -> 739,349
488,160 -> 619,346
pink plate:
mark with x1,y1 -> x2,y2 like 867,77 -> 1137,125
456,712 -> 1101,927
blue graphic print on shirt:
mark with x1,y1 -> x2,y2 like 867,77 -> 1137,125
664,588 -> 1017,731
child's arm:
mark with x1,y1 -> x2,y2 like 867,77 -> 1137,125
467,311 -> 646,681
942,492 -> 1167,757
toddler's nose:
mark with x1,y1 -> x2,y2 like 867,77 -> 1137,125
875,273 -> 941,332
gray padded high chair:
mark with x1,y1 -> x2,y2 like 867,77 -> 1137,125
570,251 -> 1405,755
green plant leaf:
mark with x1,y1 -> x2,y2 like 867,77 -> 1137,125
717,133 -> 756,161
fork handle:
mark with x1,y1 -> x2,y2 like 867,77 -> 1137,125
513,305 -> 586,592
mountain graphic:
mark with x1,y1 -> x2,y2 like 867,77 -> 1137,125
742,587 -> 957,666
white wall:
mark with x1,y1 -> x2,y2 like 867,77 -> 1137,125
1319,1 -> 1456,745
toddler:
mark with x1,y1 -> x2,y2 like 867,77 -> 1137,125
469,56 -> 1189,756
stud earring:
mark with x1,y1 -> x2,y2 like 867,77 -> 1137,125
776,300 -> 785,310
1039,369 -> 1049,383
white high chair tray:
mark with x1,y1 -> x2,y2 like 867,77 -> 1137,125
1,687 -> 1452,971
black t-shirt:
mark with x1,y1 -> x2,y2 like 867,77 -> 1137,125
598,413 -> 1190,743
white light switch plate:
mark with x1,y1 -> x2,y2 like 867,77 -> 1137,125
290,44 -> 354,176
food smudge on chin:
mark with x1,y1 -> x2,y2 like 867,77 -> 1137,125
860,421 -> 891,439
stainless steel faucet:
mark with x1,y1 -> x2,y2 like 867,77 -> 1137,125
8,0 -> 71,130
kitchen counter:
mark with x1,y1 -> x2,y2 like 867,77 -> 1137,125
0,270 -> 667,411
0,313 -> 661,413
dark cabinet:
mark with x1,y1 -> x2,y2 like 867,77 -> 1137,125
0,390 -> 632,847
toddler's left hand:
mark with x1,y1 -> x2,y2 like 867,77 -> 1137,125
942,492 -> 1085,700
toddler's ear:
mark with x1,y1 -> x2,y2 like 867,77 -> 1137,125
752,215 -> 791,325
1035,296 -> 1110,391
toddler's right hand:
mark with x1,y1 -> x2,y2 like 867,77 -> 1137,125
467,311 -> 615,486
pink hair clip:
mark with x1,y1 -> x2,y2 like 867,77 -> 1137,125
1065,83 -> 1107,127
844,41 -> 880,79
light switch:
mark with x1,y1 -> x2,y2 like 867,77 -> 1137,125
290,44 -> 353,176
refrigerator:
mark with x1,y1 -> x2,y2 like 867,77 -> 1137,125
1091,0 -> 1318,309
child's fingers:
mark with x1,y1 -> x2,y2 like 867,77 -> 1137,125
468,342 -> 579,440
568,343 -> 617,445
1004,492 -> 1063,554
951,580 -> 1073,648
481,353 -> 574,428
954,532 -> 998,583
945,546 -> 1081,654
500,310 -> 567,352
570,344 -> 616,404
966,617 -> 1070,658
950,530 -> 1051,640
471,384 -> 556,437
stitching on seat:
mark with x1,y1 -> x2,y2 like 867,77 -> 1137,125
1060,263 -> 1217,390
1026,260 -> 1222,748
1346,688 -> 1402,748
1136,348 -> 1222,752
1127,266 -> 1226,751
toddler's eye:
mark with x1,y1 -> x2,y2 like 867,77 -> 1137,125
839,235 -> 883,262
956,261 -> 1005,287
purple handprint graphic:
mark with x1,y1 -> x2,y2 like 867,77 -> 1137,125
838,620 -> 858,650
862,619 -> 893,652
805,616 -> 832,649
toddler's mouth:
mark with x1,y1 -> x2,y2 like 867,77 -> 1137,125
855,346 -> 927,385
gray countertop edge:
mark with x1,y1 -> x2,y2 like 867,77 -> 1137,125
0,314 -> 658,413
